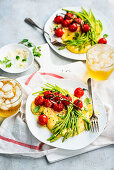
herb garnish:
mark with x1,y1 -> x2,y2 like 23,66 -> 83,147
33,106 -> 40,113
22,58 -> 27,62
33,46 -> 41,57
84,107 -> 88,111
84,97 -> 90,105
0,57 -> 12,68
16,56 -> 20,60
20,39 -> 42,57
20,39 -> 34,47
103,34 -> 108,38
6,62 -> 12,68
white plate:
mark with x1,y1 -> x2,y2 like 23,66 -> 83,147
44,7 -> 114,60
0,43 -> 34,73
26,78 -> 107,150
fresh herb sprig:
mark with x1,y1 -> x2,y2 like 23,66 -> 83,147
33,46 -> 41,57
0,57 -> 12,68
20,39 -> 34,47
20,39 -> 42,57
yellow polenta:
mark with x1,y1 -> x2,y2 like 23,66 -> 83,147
31,94 -> 92,136
61,22 -> 101,54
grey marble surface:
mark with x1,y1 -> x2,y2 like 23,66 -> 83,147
0,0 -> 114,169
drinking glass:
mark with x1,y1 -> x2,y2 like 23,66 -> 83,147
86,44 -> 114,81
0,78 -> 22,123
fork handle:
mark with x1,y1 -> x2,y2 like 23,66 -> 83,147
87,78 -> 93,100
24,18 -> 49,37
87,78 -> 95,113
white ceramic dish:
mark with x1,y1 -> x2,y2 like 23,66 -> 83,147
26,78 -> 107,150
44,7 -> 114,60
0,43 -> 34,73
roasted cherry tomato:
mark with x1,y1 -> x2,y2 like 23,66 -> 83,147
62,19 -> 71,27
55,28 -> 64,37
62,95 -> 72,106
65,13 -> 74,20
82,24 -> 90,32
53,92 -> 63,101
54,15 -> 64,24
44,91 -> 52,99
74,18 -> 82,24
34,95 -> 44,106
44,99 -> 53,108
74,87 -> 84,98
69,23 -> 77,32
38,114 -> 48,125
74,99 -> 83,110
53,102 -> 64,112
98,38 -> 107,44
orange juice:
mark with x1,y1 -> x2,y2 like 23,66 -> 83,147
86,44 -> 114,81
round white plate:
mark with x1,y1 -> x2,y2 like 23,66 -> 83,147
26,78 -> 107,150
44,7 -> 114,60
0,43 -> 34,73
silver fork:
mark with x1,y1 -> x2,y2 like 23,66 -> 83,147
24,18 -> 66,47
87,78 -> 99,132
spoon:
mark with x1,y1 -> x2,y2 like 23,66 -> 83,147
24,18 -> 66,47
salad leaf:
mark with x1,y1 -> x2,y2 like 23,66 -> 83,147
103,34 -> 108,38
33,106 -> 40,113
84,97 -> 90,105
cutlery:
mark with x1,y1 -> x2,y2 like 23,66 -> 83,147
24,18 -> 66,47
87,78 -> 99,132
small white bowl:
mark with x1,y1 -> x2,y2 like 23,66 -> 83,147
0,43 -> 34,73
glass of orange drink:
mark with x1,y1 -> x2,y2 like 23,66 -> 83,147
86,44 -> 114,81
0,78 -> 22,123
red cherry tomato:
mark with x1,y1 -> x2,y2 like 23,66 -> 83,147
38,114 -> 48,125
65,13 -> 74,20
54,15 -> 64,24
82,24 -> 90,32
53,92 -> 63,101
74,88 -> 84,98
44,91 -> 52,99
75,18 -> 82,24
62,19 -> 71,27
62,95 -> 72,106
44,99 -> 53,108
34,95 -> 44,106
74,99 -> 83,110
53,102 -> 64,112
55,28 -> 64,37
69,23 -> 77,32
98,38 -> 107,44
